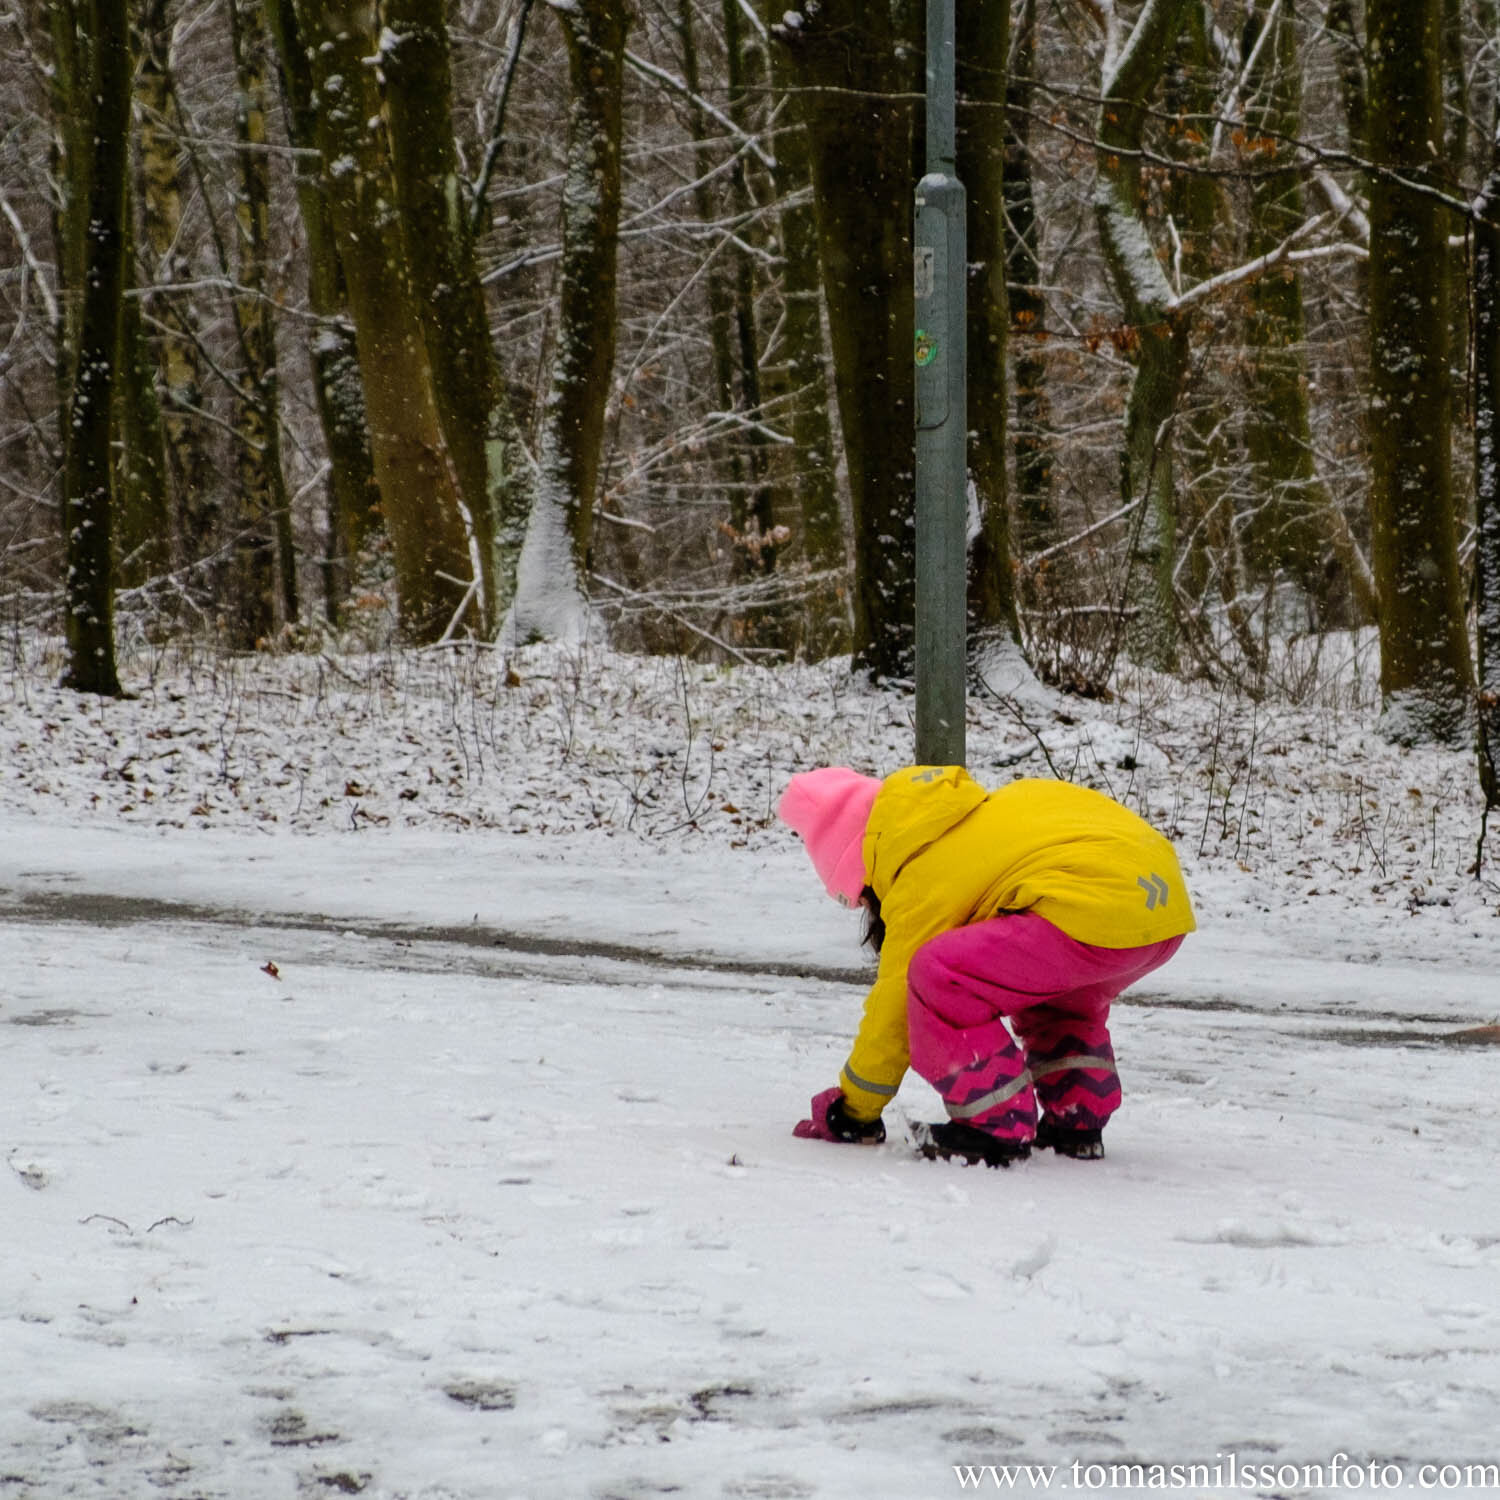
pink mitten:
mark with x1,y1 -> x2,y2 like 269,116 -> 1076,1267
793,1086 -> 886,1144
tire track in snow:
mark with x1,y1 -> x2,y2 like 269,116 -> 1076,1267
2,886 -> 1495,1044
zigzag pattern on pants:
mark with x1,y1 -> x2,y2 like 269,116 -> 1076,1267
937,1047 -> 1038,1142
1025,1030 -> 1120,1130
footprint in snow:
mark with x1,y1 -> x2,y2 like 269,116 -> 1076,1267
9,1160 -> 50,1190
442,1379 -> 517,1412
943,1424 -> 1025,1448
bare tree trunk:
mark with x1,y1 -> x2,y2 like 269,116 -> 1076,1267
1475,151 -> 1500,812
720,0 -> 779,632
1326,0 -> 1368,155
956,0 -> 1017,656
1440,0 -> 1470,430
1006,0 -> 1054,578
1367,0 -> 1471,743
293,0 -> 478,643
509,0 -> 630,645
134,0 -> 214,569
1474,0 -> 1500,166
762,0 -> 844,658
775,0 -> 918,681
1093,0 -> 1193,671
263,0 -> 382,623
1239,2 -> 1343,625
228,0 -> 295,646
381,0 -> 541,637
113,184 -> 171,587
54,0 -> 129,694
1164,2 -> 1263,676
677,0 -> 742,521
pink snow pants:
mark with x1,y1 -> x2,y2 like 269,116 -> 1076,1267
906,914 -> 1184,1142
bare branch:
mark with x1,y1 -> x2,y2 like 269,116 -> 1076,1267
0,191 -> 59,325
1168,213 -> 1331,314
623,50 -> 775,172
469,0 -> 536,239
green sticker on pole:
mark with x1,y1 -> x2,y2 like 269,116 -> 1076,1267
915,329 -> 938,367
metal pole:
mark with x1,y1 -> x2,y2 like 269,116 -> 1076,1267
913,0 -> 967,767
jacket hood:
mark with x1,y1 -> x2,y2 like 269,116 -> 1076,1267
863,765 -> 987,896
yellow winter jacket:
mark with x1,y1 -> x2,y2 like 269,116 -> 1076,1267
838,767 -> 1196,1120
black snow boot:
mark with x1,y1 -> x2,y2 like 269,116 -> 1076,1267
1034,1116 -> 1105,1160
914,1120 -> 1031,1169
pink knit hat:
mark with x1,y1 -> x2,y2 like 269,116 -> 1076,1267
777,768 -> 882,907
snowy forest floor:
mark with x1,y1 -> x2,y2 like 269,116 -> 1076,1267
2,629 -> 1500,1500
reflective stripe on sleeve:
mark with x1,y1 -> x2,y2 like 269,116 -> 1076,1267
841,1064 -> 900,1099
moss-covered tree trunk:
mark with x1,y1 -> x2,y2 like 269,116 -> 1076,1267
776,0 -> 918,681
135,0 -> 214,568
1164,3 -> 1263,672
1441,0 -> 1469,384
1005,0 -> 1054,578
762,0 -> 844,658
228,0 -> 295,646
293,0 -> 477,643
1240,2 -> 1349,625
720,0 -> 780,635
1093,0 -> 1192,671
113,186 -> 172,587
263,0 -> 382,623
509,0 -> 630,644
53,0 -> 129,695
678,0 -> 745,535
1366,0 -> 1472,744
1475,155 -> 1500,813
1326,0 -> 1368,155
957,0 -> 1018,656
381,0 -> 539,636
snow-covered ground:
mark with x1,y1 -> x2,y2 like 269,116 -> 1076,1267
3,633 -> 1499,1499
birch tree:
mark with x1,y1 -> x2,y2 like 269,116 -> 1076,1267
1366,0 -> 1471,743
508,0 -> 630,645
